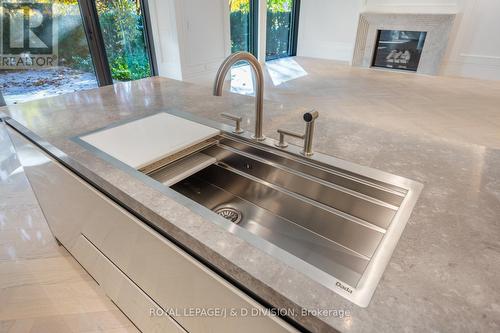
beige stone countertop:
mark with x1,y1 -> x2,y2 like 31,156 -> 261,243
1,77 -> 499,332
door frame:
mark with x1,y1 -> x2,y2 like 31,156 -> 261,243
249,0 -> 259,57
0,90 -> 5,107
140,0 -> 158,76
289,0 -> 300,57
79,0 -> 113,86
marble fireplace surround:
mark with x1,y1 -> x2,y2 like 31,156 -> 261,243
352,12 -> 456,75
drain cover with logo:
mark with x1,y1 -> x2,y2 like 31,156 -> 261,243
215,207 -> 242,224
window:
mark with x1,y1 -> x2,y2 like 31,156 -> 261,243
0,0 -> 98,104
0,0 -> 157,105
95,0 -> 154,82
265,0 -> 300,61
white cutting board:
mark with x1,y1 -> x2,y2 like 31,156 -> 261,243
80,112 -> 220,169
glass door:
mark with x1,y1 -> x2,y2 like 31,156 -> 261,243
229,0 -> 258,56
229,0 -> 258,95
0,0 -> 98,105
265,0 -> 299,61
94,0 -> 153,82
0,0 -> 157,105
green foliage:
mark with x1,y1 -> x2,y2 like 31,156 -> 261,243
57,0 -> 150,81
267,0 -> 292,13
230,0 -> 292,14
230,11 -> 250,53
229,0 -> 293,57
230,0 -> 250,13
70,55 -> 94,72
110,56 -> 131,81
266,11 -> 291,59
110,54 -> 150,81
96,0 -> 150,81
55,3 -> 93,71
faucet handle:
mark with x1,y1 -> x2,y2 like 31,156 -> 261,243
275,129 -> 305,148
220,113 -> 244,134
275,110 -> 319,157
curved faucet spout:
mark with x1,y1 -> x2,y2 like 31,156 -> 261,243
213,52 -> 265,141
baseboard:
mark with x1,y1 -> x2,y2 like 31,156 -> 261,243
441,54 -> 500,81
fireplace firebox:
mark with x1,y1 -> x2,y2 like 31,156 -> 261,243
372,30 -> 427,71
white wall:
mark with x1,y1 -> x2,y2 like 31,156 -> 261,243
148,0 -> 230,82
297,0 -> 364,62
365,0 -> 459,13
177,0 -> 231,82
440,0 -> 500,80
297,0 -> 500,80
148,0 -> 183,80
257,0 -> 268,62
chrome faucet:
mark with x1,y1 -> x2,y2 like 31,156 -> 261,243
213,52 -> 265,141
276,110 -> 319,156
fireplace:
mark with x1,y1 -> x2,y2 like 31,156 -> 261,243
371,30 -> 427,72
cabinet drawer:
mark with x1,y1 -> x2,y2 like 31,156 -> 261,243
72,234 -> 186,333
83,209 -> 298,333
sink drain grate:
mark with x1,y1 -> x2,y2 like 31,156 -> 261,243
215,207 -> 242,224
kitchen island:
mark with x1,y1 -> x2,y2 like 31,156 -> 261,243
1,77 -> 499,332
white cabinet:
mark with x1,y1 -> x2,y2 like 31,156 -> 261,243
72,234 -> 187,333
8,127 -> 298,333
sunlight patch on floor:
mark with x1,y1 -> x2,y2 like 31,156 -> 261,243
266,58 -> 308,86
230,57 -> 308,96
230,65 -> 255,96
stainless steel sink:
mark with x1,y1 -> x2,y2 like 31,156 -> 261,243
144,134 -> 422,307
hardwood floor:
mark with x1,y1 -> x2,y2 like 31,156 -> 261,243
0,126 -> 138,333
